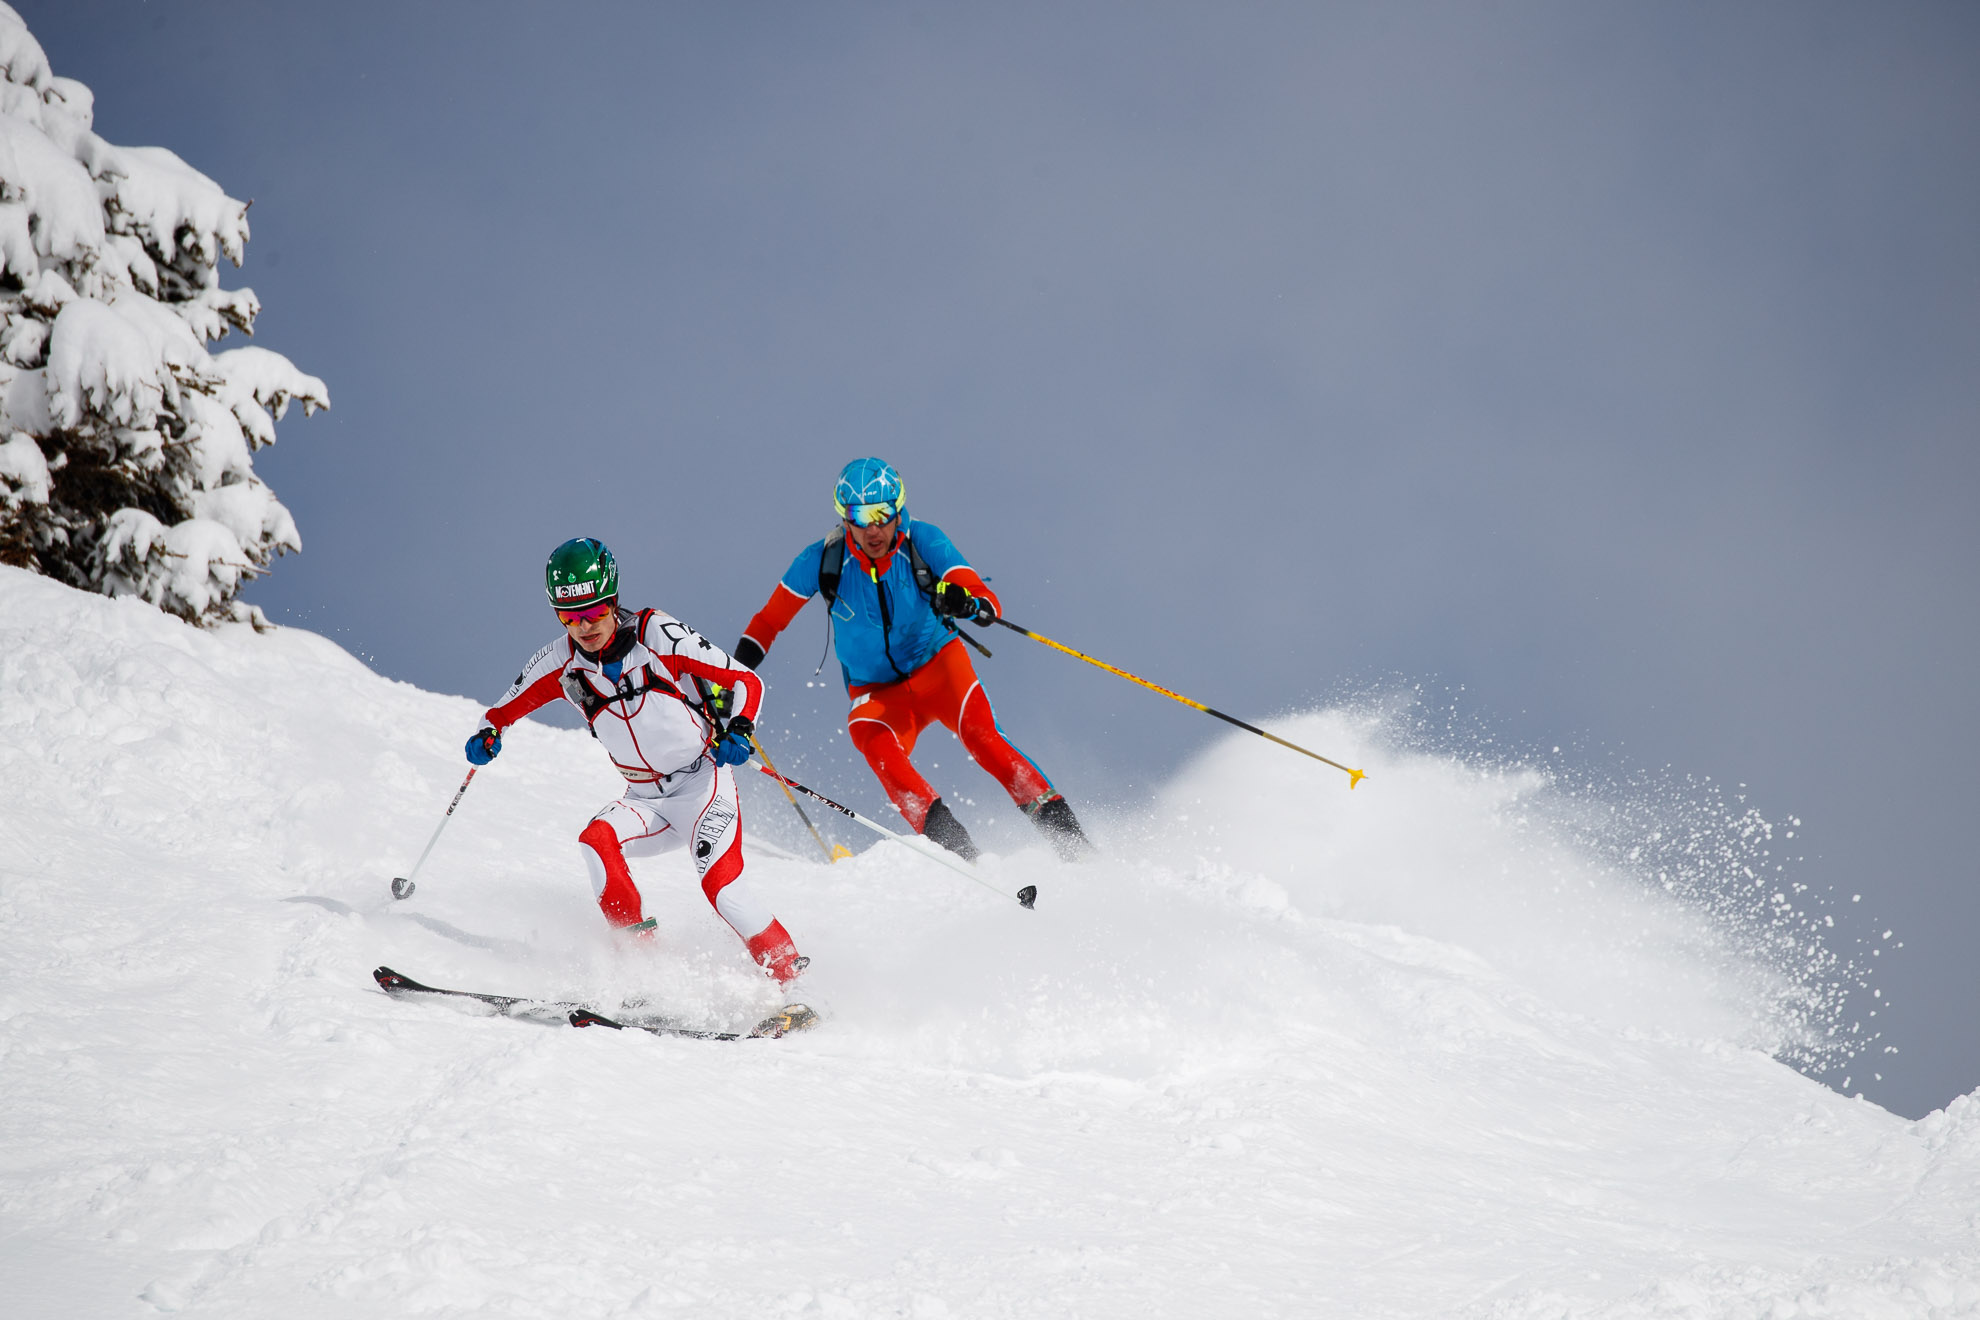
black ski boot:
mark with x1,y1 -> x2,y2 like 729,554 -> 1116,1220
1025,794 -> 1094,861
921,797 -> 980,862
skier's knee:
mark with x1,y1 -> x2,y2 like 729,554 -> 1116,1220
850,720 -> 937,828
579,817 -> 621,866
698,835 -> 745,908
849,718 -> 901,763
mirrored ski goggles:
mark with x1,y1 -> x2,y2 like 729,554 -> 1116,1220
838,501 -> 901,528
556,601 -> 616,624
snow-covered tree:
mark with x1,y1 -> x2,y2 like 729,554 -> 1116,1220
0,4 -> 326,627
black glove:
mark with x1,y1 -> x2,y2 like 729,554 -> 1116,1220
703,683 -> 734,721
733,637 -> 766,670
934,582 -> 979,619
935,581 -> 996,626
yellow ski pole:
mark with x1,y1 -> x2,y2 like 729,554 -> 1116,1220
988,617 -> 1366,789
747,730 -> 852,863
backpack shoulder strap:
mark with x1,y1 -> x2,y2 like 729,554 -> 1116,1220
635,607 -> 727,725
902,532 -> 938,600
818,526 -> 847,605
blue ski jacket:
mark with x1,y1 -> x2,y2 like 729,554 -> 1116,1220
740,521 -> 995,691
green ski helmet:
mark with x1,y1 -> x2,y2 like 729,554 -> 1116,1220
545,537 -> 619,611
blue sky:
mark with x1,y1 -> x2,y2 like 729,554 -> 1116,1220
29,0 -> 1978,1117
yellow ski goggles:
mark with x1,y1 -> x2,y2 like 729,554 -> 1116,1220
838,500 -> 902,528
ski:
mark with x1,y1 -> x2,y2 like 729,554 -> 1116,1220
568,1003 -> 820,1040
372,966 -> 819,1041
372,965 -> 581,1022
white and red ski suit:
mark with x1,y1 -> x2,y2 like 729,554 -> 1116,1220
483,607 -> 802,983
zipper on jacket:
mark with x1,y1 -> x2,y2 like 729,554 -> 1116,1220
873,566 -> 910,682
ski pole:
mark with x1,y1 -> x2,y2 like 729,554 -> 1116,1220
989,617 -> 1367,789
746,730 -> 851,864
942,617 -> 993,659
749,762 -> 1036,909
391,765 -> 478,900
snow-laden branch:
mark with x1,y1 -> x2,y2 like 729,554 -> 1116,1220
0,1 -> 326,626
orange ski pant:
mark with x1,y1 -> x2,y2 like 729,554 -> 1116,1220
846,638 -> 1054,832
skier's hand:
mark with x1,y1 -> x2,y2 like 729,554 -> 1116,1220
465,725 -> 502,765
932,582 -> 970,618
733,637 -> 766,670
934,582 -> 987,620
936,581 -> 997,626
712,715 -> 755,767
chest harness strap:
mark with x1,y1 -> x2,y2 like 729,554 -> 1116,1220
561,609 -> 720,732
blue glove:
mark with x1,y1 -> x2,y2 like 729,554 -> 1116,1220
712,716 -> 755,767
466,725 -> 502,765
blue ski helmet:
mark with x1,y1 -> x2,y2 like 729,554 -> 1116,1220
834,457 -> 906,528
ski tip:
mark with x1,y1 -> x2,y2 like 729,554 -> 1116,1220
569,1008 -> 625,1031
373,966 -> 409,992
751,1004 -> 821,1038
1017,885 -> 1037,909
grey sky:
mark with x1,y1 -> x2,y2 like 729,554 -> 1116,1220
30,1 -> 1978,1117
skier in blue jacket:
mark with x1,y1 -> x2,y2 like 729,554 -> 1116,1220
735,458 -> 1091,862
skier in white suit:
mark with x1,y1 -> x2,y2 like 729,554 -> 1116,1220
466,537 -> 804,984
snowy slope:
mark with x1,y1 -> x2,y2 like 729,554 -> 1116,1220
2,565 -> 1976,1319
